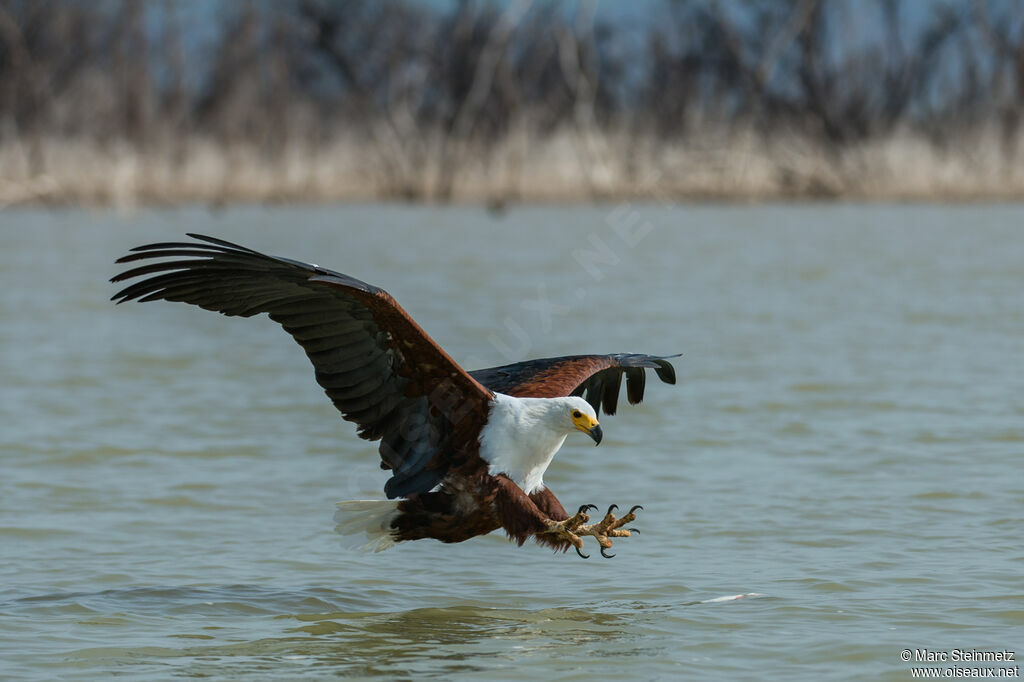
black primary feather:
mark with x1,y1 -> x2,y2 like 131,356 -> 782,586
112,234 -> 491,499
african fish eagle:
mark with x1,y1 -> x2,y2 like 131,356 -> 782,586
111,234 -> 679,558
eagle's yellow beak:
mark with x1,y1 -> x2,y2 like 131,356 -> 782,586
572,411 -> 602,446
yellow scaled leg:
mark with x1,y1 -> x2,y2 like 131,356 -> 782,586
543,504 -> 598,558
574,504 -> 642,558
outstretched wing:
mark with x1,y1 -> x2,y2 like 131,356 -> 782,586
470,353 -> 678,416
112,234 -> 493,499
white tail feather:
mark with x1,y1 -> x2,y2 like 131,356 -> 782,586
334,500 -> 401,552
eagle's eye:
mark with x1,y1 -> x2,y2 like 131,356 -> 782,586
572,410 -> 581,418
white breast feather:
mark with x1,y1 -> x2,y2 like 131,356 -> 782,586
478,393 -> 569,495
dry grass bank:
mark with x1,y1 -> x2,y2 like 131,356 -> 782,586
2,126 -> 1021,208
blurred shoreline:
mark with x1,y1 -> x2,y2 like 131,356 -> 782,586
4,1 -> 1024,208
3,126 -> 1022,208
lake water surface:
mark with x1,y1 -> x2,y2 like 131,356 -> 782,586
1,204 -> 1021,680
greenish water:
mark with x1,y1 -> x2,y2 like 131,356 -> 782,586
1,204 -> 1021,680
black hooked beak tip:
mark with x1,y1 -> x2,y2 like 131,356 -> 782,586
588,424 -> 603,446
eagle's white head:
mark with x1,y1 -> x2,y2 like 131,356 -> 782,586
479,394 -> 603,494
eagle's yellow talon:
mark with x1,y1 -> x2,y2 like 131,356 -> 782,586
568,510 -> 591,530
573,504 -> 643,557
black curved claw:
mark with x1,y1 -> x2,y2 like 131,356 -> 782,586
600,547 -> 615,559
628,528 -> 640,534
575,546 -> 590,559
606,504 -> 618,516
577,504 -> 598,515
628,505 -> 644,515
